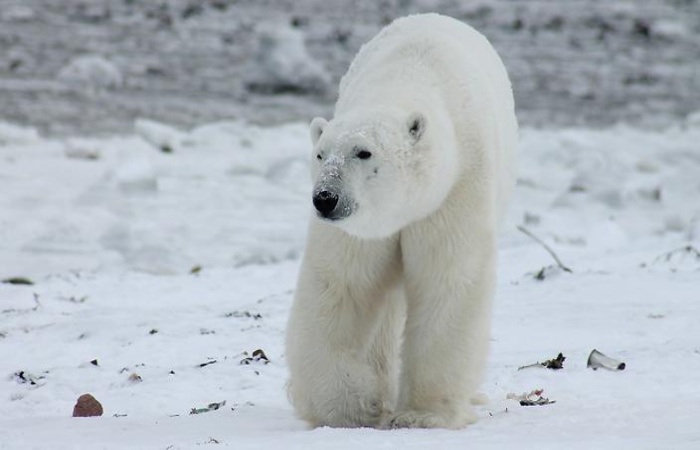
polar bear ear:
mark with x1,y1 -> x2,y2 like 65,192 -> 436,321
310,117 -> 328,145
407,113 -> 426,142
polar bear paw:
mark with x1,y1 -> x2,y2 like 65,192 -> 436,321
387,408 -> 477,429
319,393 -> 390,428
388,410 -> 447,429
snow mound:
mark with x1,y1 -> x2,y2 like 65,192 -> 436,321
0,122 -> 40,144
111,152 -> 158,193
243,24 -> 331,95
134,119 -> 187,153
57,55 -> 123,89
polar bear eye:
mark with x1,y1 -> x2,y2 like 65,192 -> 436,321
356,149 -> 372,160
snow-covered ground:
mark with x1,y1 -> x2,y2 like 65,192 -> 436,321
1,115 -> 699,449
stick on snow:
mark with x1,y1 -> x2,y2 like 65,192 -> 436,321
517,225 -> 573,273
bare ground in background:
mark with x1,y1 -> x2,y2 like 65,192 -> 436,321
1,0 -> 699,136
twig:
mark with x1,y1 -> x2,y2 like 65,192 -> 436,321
517,225 -> 572,273
652,244 -> 700,264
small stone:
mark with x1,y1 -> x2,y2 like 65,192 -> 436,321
72,393 -> 103,417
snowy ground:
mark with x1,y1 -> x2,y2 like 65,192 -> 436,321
1,114 -> 699,448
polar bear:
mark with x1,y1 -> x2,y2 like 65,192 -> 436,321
285,13 -> 517,429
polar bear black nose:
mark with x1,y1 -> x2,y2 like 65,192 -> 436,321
313,190 -> 339,216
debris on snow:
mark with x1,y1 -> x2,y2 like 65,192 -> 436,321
487,408 -> 509,417
645,245 -> 700,272
128,373 -> 143,383
507,389 -> 556,406
587,349 -> 626,371
531,265 -> 569,281
72,393 -> 104,417
239,349 -> 269,365
3,294 -> 41,314
1,277 -> 34,286
13,370 -> 46,386
198,359 -> 218,368
189,400 -> 226,415
224,311 -> 262,320
518,352 -> 566,370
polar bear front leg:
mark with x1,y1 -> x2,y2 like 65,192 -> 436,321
286,224 -> 401,428
391,212 -> 496,429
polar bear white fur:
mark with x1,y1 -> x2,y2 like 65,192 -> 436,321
285,13 -> 517,429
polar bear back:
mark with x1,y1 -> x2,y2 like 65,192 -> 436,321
337,13 -> 517,220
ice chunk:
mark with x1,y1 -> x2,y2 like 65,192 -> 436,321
243,24 -> 330,95
57,55 -> 123,89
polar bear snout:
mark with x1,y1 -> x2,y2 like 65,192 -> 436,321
313,190 -> 339,217
312,185 -> 355,221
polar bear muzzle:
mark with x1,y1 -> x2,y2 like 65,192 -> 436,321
312,186 -> 354,221
313,189 -> 338,217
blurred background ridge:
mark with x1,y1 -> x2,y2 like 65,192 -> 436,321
1,0 -> 699,136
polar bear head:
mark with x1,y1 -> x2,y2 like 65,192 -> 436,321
308,107 -> 459,239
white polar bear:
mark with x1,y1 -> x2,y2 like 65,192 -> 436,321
285,13 -> 517,429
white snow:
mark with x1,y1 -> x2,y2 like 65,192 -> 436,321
57,55 -> 123,89
1,117 -> 699,448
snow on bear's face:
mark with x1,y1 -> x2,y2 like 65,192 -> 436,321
308,108 -> 458,239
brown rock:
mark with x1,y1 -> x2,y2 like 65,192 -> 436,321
72,393 -> 103,417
